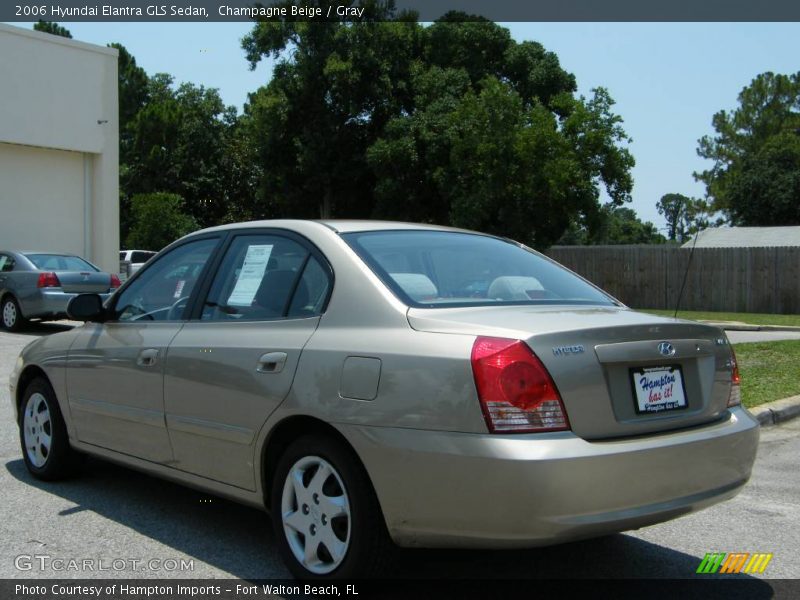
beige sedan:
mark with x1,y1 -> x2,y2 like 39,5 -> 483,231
10,220 -> 759,579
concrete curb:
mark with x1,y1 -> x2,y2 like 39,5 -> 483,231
699,320 -> 800,332
758,324 -> 800,332
748,395 -> 800,426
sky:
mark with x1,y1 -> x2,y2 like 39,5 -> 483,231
10,20 -> 800,231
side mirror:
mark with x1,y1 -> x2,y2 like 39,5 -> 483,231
67,294 -> 105,322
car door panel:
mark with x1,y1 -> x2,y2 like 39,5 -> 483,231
161,231 -> 332,490
64,236 -> 221,463
164,318 -> 320,489
66,322 -> 182,462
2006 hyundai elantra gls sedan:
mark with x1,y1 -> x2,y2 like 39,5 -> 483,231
10,220 -> 759,579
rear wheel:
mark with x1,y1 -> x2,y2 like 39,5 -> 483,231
271,435 -> 393,579
2,296 -> 26,332
19,378 -> 83,480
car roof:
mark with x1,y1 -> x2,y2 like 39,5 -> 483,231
191,219 -> 478,236
319,220 -> 476,234
2,251 -> 78,257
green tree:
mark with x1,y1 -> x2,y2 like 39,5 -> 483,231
110,43 -> 150,240
558,206 -> 665,245
242,2 -> 419,219
124,74 -> 240,227
243,11 -> 634,248
125,193 -> 198,251
368,18 -> 633,248
595,206 -> 665,244
724,132 -> 800,225
33,21 -> 72,38
656,193 -> 713,242
695,72 -> 800,224
110,43 -> 150,145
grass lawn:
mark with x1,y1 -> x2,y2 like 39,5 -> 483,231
733,340 -> 800,408
642,309 -> 800,328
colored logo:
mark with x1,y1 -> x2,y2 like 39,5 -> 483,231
696,552 -> 773,574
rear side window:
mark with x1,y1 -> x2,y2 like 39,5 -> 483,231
288,256 -> 331,318
201,234 -> 330,321
343,230 -> 616,308
0,254 -> 14,272
26,254 -> 97,272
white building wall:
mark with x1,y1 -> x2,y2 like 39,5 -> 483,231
0,144 -> 85,254
0,23 -> 119,273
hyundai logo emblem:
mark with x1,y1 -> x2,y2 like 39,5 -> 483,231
658,342 -> 676,357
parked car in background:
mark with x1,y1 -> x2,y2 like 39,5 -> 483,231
119,249 -> 157,275
0,251 -> 120,331
10,221 -> 759,579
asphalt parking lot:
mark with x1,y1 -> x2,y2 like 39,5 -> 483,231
0,323 -> 798,583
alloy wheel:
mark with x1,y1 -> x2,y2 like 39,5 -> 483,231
23,392 -> 52,468
3,300 -> 17,329
280,455 -> 351,575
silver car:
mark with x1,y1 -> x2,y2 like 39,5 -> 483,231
10,221 -> 759,579
0,251 -> 120,331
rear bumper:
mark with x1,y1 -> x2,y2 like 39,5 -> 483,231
20,290 -> 110,320
339,406 -> 759,548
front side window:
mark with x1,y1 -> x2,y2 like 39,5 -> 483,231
26,254 -> 98,272
113,238 -> 218,322
201,234 -> 330,321
343,230 -> 617,308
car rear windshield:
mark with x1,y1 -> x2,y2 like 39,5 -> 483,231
26,254 -> 98,272
342,230 -> 617,308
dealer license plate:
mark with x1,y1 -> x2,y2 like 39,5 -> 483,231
630,365 -> 688,414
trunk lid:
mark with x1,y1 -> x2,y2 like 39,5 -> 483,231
54,271 -> 112,293
407,305 -> 734,439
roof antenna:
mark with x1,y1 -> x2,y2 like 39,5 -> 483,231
674,228 -> 701,318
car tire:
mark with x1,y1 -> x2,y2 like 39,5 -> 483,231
19,378 -> 83,481
271,435 -> 393,579
2,295 -> 26,332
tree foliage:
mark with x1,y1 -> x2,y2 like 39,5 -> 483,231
106,13 -> 636,251
242,3 -> 420,220
724,132 -> 800,225
656,193 -> 715,242
695,72 -> 800,225
125,193 -> 198,251
123,74 -> 243,229
33,21 -> 72,38
111,46 -> 257,242
558,206 -> 665,245
110,43 -> 150,152
242,9 -> 635,248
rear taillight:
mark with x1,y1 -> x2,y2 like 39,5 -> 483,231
727,346 -> 741,407
37,272 -> 61,288
471,336 -> 570,433
110,274 -> 122,288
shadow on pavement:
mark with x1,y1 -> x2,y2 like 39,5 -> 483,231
16,321 -> 76,337
4,457 -> 776,597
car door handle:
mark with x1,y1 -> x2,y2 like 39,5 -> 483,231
137,348 -> 160,367
257,351 -> 288,373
